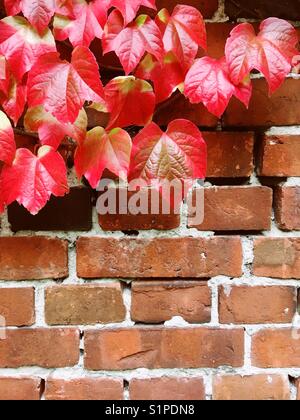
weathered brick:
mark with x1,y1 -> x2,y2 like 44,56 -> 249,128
0,377 -> 42,401
0,329 -> 80,368
205,132 -> 254,178
98,188 -> 180,231
0,288 -> 35,327
129,377 -> 205,400
188,187 -> 272,231
253,238 -> 300,279
8,187 -> 93,232
219,286 -> 296,324
252,329 -> 300,368
150,0 -> 219,18
224,79 -> 300,128
45,378 -> 123,401
84,328 -> 244,370
0,237 -> 68,280
154,95 -> 219,127
258,135 -> 300,177
213,375 -> 290,401
45,284 -> 126,325
274,187 -> 300,230
225,0 -> 300,21
77,237 -> 243,279
204,23 -> 235,59
131,281 -> 211,324
297,380 -> 300,400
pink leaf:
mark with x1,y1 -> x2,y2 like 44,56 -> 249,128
108,0 -> 156,25
225,18 -> 299,93
21,0 -> 56,34
103,11 -> 164,75
0,146 -> 69,214
0,72 -> 27,126
0,110 -> 16,165
4,0 -> 22,15
156,5 -> 206,70
75,126 -> 132,188
105,76 -> 155,129
0,16 -> 56,81
27,47 -> 106,124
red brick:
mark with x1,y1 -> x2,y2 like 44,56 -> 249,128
225,0 -> 300,21
252,329 -> 300,368
219,286 -> 296,324
224,79 -> 300,128
77,237 -> 243,279
0,377 -> 42,401
45,284 -> 126,325
205,23 -> 235,60
148,0 -> 219,18
129,377 -> 205,400
0,237 -> 68,280
297,380 -> 300,400
45,378 -> 123,401
98,187 -> 180,231
188,187 -> 272,231
274,187 -> 300,230
0,288 -> 35,327
84,328 -> 244,370
154,95 -> 219,127
131,281 -> 211,324
205,132 -> 254,178
0,329 -> 79,368
258,135 -> 300,177
213,375 -> 290,401
253,238 -> 300,279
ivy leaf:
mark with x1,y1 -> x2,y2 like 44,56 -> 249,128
0,72 -> 27,126
225,18 -> 299,93
135,51 -> 185,103
108,0 -> 156,25
0,110 -> 16,165
24,106 -> 88,150
105,76 -> 155,129
4,0 -> 22,15
54,0 -> 107,47
75,126 -> 132,188
156,5 -> 206,69
128,119 -> 207,188
184,57 -> 252,118
103,11 -> 164,75
27,46 -> 106,124
0,55 -> 9,97
0,146 -> 69,214
0,16 -> 56,81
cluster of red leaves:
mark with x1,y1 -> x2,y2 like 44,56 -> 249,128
0,0 -> 299,214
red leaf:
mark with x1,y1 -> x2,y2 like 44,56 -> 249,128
0,55 -> 10,96
54,0 -> 107,47
21,0 -> 56,34
4,0 -> 22,15
0,72 -> 27,126
105,76 -> 155,129
24,106 -> 88,149
129,119 -> 207,187
0,16 -> 56,81
184,57 -> 252,118
75,126 -> 132,188
0,146 -> 69,214
108,0 -> 156,25
27,46 -> 106,124
103,11 -> 164,75
0,110 -> 16,165
135,51 -> 185,103
225,18 -> 299,93
156,5 -> 206,70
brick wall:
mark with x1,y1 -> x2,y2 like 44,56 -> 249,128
0,0 -> 300,401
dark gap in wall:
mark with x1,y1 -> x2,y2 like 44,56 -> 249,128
206,177 -> 250,186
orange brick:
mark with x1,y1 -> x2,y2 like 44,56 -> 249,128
0,237 -> 68,280
131,281 -> 211,324
85,328 -> 244,370
219,286 -> 296,324
0,377 -> 42,401
0,288 -> 35,327
213,375 -> 290,401
0,329 -> 80,368
77,237 -> 243,279
129,377 -> 205,400
45,378 -> 123,401
274,187 -> 300,230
